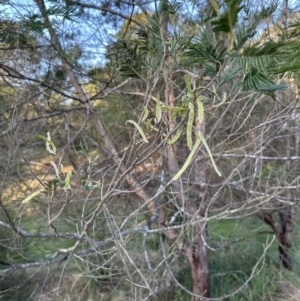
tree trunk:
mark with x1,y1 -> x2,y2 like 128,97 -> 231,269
191,123 -> 210,300
278,206 -> 293,270
189,223 -> 209,300
261,207 -> 293,270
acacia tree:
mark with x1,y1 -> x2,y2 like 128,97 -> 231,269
109,0 -> 300,299
1,0 -> 300,300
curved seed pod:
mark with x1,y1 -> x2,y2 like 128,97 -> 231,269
187,102 -> 194,150
212,92 -> 227,108
184,74 -> 193,96
142,106 -> 149,121
64,171 -> 72,190
196,97 -> 204,122
22,189 -> 44,204
173,133 -> 202,180
126,120 -> 149,143
155,94 -> 162,122
166,126 -> 183,144
36,132 -> 56,154
198,132 -> 222,176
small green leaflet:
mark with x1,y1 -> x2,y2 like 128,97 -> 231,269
22,189 -> 44,204
196,95 -> 206,102
64,171 -> 72,190
166,126 -> 183,144
155,94 -> 162,122
36,132 -> 56,154
259,84 -> 289,92
198,132 -> 222,177
187,102 -> 194,150
126,120 -> 149,143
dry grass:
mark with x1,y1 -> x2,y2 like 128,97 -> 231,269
277,281 -> 300,301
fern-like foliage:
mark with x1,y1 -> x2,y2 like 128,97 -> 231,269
112,0 -> 300,93
181,29 -> 226,69
110,1 -> 188,79
211,0 -> 242,34
114,41 -> 145,78
182,2 -> 299,92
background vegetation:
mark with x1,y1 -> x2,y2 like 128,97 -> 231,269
1,0 -> 300,300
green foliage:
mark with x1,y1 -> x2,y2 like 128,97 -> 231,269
211,0 -> 242,34
234,25 -> 257,51
0,20 -> 37,47
241,68 -> 283,91
3,1 -> 300,301
180,4 -> 300,93
64,171 -> 72,190
24,5 -> 79,32
113,0 -> 298,96
182,30 -> 225,65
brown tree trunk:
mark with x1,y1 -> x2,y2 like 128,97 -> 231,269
161,1 -> 210,298
191,122 -> 210,300
189,223 -> 209,300
261,207 -> 293,270
278,206 -> 293,270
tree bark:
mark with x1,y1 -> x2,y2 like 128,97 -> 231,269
261,208 -> 293,270
278,206 -> 293,270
